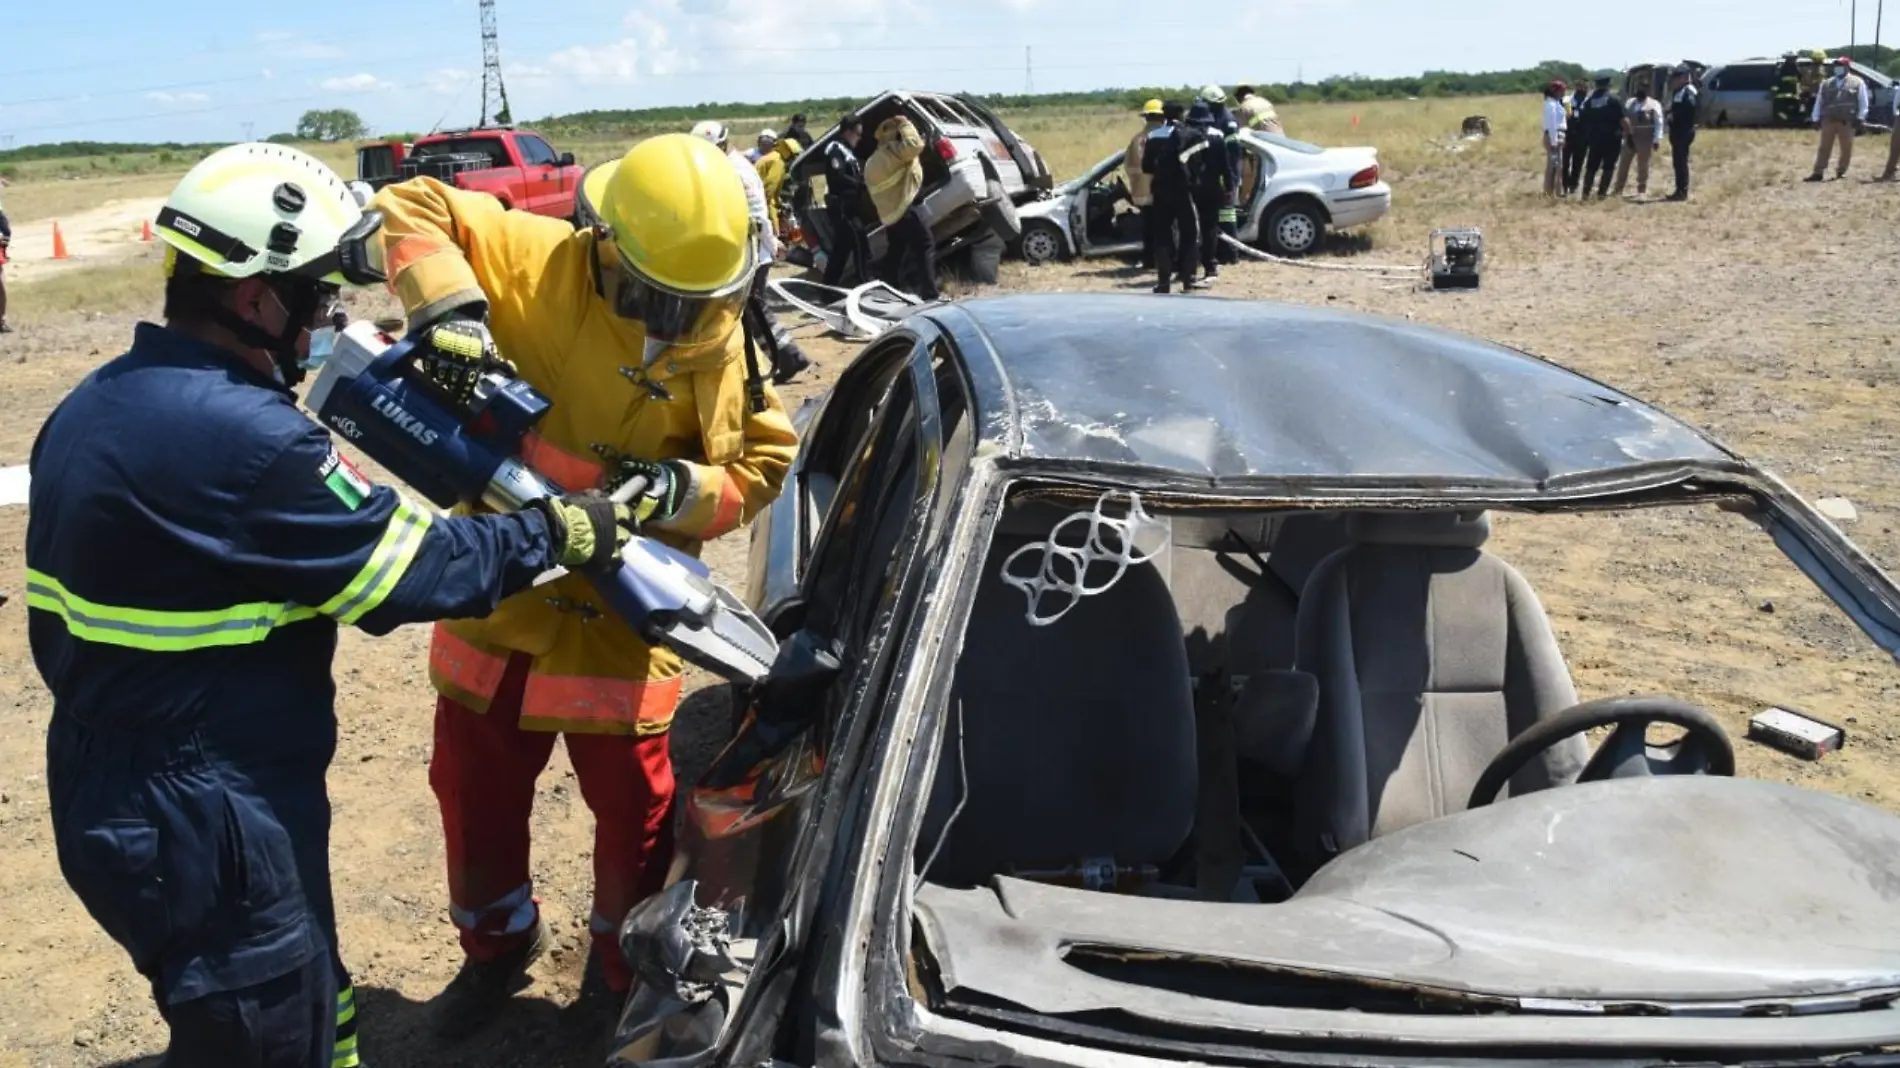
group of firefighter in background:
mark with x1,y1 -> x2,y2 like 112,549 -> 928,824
1123,85 -> 1284,294
712,108 -> 944,305
1542,56 -> 1900,201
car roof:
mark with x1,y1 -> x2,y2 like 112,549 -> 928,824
924,294 -> 1736,487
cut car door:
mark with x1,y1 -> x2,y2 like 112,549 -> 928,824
747,331 -> 920,625
629,325 -> 946,1068
676,324 -> 944,917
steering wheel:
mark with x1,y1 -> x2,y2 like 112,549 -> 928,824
1467,696 -> 1735,810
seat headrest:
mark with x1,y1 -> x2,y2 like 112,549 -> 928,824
1346,510 -> 1491,549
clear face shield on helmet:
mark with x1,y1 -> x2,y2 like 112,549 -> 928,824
599,228 -> 755,371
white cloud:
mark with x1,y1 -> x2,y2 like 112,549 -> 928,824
145,90 -> 211,107
320,73 -> 392,92
505,61 -> 556,89
423,67 -> 477,96
548,40 -> 643,85
257,29 -> 346,61
548,7 -> 696,85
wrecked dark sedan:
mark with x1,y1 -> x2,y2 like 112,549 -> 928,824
608,294 -> 1900,1067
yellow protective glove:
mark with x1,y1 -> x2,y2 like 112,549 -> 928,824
419,317 -> 516,407
603,459 -> 689,528
535,492 -> 634,573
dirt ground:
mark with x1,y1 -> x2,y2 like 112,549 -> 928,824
4,122 -> 1900,1066
4,198 -> 168,285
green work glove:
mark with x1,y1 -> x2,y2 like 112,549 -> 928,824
534,492 -> 634,573
604,458 -> 689,528
420,317 -> 515,406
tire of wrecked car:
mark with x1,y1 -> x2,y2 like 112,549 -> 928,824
1265,199 -> 1325,257
1018,221 -> 1067,266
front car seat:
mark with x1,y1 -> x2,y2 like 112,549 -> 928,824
1292,511 -> 1586,866
917,534 -> 1197,888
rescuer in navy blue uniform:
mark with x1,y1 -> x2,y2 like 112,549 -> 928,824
27,143 -> 638,1068
1185,101 -> 1232,281
1142,102 -> 1210,294
1199,85 -> 1244,264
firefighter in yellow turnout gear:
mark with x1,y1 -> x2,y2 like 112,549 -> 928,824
372,134 -> 798,1032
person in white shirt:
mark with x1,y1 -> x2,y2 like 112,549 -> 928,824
688,120 -> 809,382
749,128 -> 777,164
1613,87 -> 1667,196
1541,80 -> 1569,197
1808,57 -> 1870,181
1879,86 -> 1900,181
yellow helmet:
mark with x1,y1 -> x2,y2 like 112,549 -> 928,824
1141,98 -> 1165,116
580,134 -> 757,364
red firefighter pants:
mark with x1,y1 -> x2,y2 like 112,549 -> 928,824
429,653 -> 676,991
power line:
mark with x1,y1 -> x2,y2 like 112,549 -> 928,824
0,44 -> 460,109
1,59 -> 1241,138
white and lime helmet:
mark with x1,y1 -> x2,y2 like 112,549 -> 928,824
156,142 -> 384,286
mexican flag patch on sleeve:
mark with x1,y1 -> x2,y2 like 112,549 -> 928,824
318,445 -> 374,511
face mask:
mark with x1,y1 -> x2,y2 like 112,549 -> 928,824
304,325 -> 339,373
263,288 -> 345,381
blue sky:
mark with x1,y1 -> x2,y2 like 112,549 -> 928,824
0,0 -> 1871,146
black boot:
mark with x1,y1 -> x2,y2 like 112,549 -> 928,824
430,918 -> 548,1039
771,342 -> 811,385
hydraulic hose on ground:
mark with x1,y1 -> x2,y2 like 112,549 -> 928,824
1219,233 -> 1419,277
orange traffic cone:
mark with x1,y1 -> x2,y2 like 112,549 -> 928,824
141,219 -> 153,243
52,222 -> 69,260
1351,114 -> 1361,129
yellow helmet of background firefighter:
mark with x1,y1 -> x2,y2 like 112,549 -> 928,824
1141,98 -> 1165,116
582,133 -> 754,295
1810,48 -> 1828,62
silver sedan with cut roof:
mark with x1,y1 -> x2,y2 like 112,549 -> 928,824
606,295 -> 1900,1068
1017,130 -> 1390,263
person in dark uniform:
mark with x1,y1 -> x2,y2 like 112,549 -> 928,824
1773,54 -> 1804,126
1666,67 -> 1700,201
1563,84 -> 1590,195
784,113 -> 813,156
1142,101 -> 1207,294
1578,73 -> 1625,200
821,117 -> 870,286
1200,85 -> 1244,263
1185,101 -> 1230,280
29,143 -> 637,1067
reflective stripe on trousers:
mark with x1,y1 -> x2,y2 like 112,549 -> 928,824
429,626 -> 683,735
334,981 -> 360,1068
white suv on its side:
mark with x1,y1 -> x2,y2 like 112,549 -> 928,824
785,90 -> 1053,269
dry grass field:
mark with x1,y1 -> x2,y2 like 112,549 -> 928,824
3,93 -> 1900,1067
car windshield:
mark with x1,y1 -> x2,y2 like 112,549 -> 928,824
1055,152 -> 1124,195
410,137 -> 509,168
905,483 -> 1900,1050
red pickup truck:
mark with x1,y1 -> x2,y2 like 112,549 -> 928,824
356,127 -> 586,219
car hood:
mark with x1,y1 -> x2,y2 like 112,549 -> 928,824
1017,194 -> 1069,222
915,777 -> 1900,1011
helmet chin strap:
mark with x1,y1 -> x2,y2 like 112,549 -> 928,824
209,281 -> 318,387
